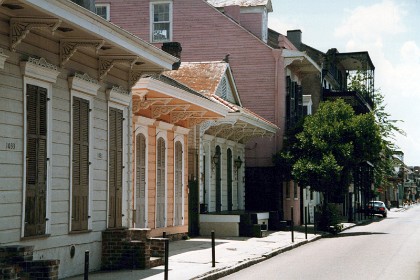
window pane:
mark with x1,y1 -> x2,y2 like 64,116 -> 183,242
153,23 -> 170,41
154,3 -> 169,22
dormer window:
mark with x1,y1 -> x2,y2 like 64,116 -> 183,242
150,1 -> 173,43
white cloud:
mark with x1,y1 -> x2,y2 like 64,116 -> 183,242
334,0 -> 406,47
268,17 -> 298,34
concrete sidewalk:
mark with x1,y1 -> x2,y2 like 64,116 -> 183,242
65,226 -> 339,280
65,207 -> 408,280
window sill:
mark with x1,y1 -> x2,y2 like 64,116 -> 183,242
21,234 -> 51,241
69,229 -> 92,235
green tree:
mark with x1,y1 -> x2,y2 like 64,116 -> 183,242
274,99 -> 382,203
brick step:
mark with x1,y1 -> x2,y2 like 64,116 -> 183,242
0,265 -> 18,280
149,257 -> 164,268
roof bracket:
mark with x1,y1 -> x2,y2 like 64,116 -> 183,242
60,39 -> 104,67
99,55 -> 140,80
10,17 -> 62,52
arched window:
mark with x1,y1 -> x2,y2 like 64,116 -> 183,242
215,145 -> 221,212
156,137 -> 166,228
174,141 -> 183,225
135,133 -> 147,228
227,148 -> 233,211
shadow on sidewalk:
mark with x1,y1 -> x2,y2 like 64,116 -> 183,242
324,231 -> 388,238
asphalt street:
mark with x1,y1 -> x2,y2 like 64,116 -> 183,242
221,205 -> 420,280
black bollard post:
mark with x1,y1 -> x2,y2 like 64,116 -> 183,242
164,238 -> 169,280
211,230 -> 215,267
163,231 -> 166,238
305,206 -> 308,240
84,250 -> 89,280
291,206 -> 294,243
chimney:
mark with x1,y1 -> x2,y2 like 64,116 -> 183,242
70,0 -> 96,12
162,42 -> 182,70
287,30 -> 302,50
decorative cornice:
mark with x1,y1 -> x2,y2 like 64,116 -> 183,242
68,72 -> 100,96
190,118 -> 208,127
171,111 -> 206,123
0,48 -> 8,69
129,69 -> 143,88
10,18 -> 61,52
60,39 -> 104,67
20,57 -> 60,83
132,97 -> 172,113
99,56 -> 140,80
106,85 -> 131,106
151,104 -> 190,119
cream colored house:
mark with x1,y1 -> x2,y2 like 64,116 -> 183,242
0,0 -> 178,278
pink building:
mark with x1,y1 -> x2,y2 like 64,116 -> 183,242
98,0 -> 319,224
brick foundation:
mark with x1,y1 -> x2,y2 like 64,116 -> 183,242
0,245 -> 60,280
101,229 -> 149,270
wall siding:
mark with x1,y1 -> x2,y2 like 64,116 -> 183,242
0,16 -> 132,278
98,0 -> 280,165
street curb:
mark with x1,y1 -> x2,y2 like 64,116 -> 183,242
193,235 -> 324,280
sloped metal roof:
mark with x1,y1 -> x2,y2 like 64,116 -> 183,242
207,0 -> 272,11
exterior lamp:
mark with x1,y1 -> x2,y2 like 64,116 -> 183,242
234,156 -> 243,170
212,151 -> 220,172
212,152 -> 220,165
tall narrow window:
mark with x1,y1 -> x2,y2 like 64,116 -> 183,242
227,149 -> 233,211
156,137 -> 166,228
215,146 -> 221,212
108,107 -> 123,228
285,181 -> 290,199
294,181 -> 298,199
151,1 -> 172,42
174,141 -> 183,226
72,97 -> 90,231
25,84 -> 48,237
136,133 -> 147,228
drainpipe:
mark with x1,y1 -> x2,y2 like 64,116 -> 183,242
272,49 -> 281,152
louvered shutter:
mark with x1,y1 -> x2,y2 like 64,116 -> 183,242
174,142 -> 183,226
156,138 -> 165,228
25,84 -> 47,237
136,134 -> 147,228
72,97 -> 89,231
108,108 -> 123,228
286,76 -> 291,129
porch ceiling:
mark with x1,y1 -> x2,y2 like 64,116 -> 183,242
202,109 -> 277,144
132,77 -> 227,128
282,49 -> 321,74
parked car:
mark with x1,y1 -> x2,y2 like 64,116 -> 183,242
366,201 -> 388,218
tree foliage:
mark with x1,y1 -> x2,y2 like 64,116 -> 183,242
274,99 -> 382,201
273,72 -> 404,202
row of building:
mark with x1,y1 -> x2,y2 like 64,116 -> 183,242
0,0 -> 379,278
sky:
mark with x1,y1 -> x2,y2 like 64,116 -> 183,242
268,0 -> 420,166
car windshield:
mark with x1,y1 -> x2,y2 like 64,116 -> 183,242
368,202 -> 384,207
